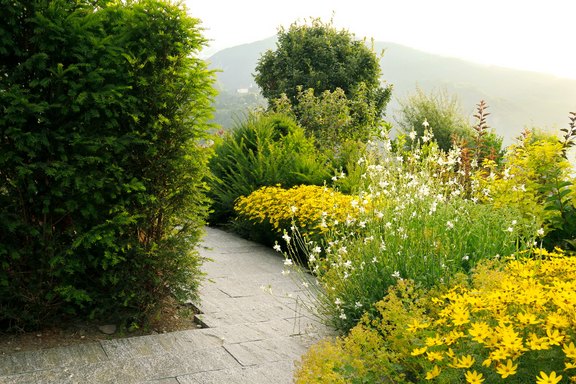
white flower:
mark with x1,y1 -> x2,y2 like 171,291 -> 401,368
385,222 -> 392,229
282,233 -> 291,244
462,255 -> 469,261
302,281 -> 309,288
281,270 -> 290,276
375,210 -> 384,219
335,298 -> 343,306
392,270 -> 401,279
409,130 -> 417,140
511,220 -> 517,225
273,243 -> 282,252
422,118 -> 430,128
355,301 -> 363,308
290,205 -> 298,213
339,312 -> 347,320
343,260 -> 352,268
372,257 -> 378,263
537,228 -> 545,237
359,221 -> 366,228
507,227 -> 514,233
446,221 -> 454,229
283,259 -> 293,266
312,246 -> 322,254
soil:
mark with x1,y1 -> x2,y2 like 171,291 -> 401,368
0,298 -> 205,355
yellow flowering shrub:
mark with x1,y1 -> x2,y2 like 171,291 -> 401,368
408,249 -> 576,383
296,251 -> 576,383
472,131 -> 574,238
295,280 -> 433,383
234,184 -> 362,239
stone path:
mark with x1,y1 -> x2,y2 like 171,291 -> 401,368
0,227 -> 330,383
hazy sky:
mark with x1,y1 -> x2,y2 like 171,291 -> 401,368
185,0 -> 576,80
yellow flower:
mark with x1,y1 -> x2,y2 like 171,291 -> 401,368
451,355 -> 475,369
481,358 -> 492,367
411,346 -> 427,356
490,348 -> 510,361
496,359 -> 518,379
465,370 -> 485,384
565,361 -> 576,370
425,335 -> 443,347
469,321 -> 491,343
528,332 -> 551,351
536,371 -> 562,384
547,328 -> 565,345
427,351 -> 444,362
563,342 -> 576,359
425,365 -> 441,380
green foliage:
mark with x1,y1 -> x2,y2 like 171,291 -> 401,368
397,89 -> 502,157
281,132 -> 537,332
0,0 -> 214,329
296,252 -> 576,383
294,280 -> 435,384
255,18 -> 391,146
473,129 -> 575,250
207,112 -> 329,224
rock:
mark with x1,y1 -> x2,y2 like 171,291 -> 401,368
97,324 -> 117,335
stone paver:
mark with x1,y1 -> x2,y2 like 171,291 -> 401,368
0,227 -> 331,383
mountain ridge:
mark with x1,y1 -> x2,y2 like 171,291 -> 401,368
207,37 -> 576,144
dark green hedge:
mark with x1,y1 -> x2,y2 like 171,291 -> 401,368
0,0 -> 215,329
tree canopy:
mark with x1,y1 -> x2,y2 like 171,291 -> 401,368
255,18 -> 391,147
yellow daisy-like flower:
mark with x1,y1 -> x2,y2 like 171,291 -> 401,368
427,351 -> 444,362
411,346 -> 427,356
536,371 -> 562,384
547,328 -> 565,345
451,355 -> 475,369
565,361 -> 576,370
425,335 -> 444,347
425,365 -> 441,380
465,370 -> 485,384
528,332 -> 551,351
563,342 -> 576,359
496,359 -> 518,379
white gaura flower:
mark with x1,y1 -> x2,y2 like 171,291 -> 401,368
392,271 -> 401,279
283,259 -> 293,266
290,205 -> 298,213
335,298 -> 343,306
507,227 -> 514,233
537,228 -> 545,237
312,246 -> 322,254
446,221 -> 454,230
282,233 -> 291,244
409,130 -> 417,140
273,243 -> 282,252
339,312 -> 347,320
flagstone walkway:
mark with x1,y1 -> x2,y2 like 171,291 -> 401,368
0,227 -> 330,383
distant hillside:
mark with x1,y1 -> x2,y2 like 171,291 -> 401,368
207,37 -> 576,144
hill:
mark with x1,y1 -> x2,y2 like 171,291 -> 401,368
207,37 -> 576,144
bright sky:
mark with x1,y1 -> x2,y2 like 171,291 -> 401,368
184,0 -> 576,80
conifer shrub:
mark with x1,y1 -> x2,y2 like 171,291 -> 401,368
0,0 -> 214,329
207,112 -> 330,224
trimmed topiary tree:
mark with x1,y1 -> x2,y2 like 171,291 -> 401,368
0,0 -> 215,329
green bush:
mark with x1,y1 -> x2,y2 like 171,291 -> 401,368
207,112 -> 330,224
282,134 -> 538,332
296,251 -> 576,383
0,0 -> 214,329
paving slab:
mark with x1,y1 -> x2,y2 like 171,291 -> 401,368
0,227 -> 332,383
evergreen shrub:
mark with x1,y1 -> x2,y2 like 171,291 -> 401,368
0,0 -> 214,329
